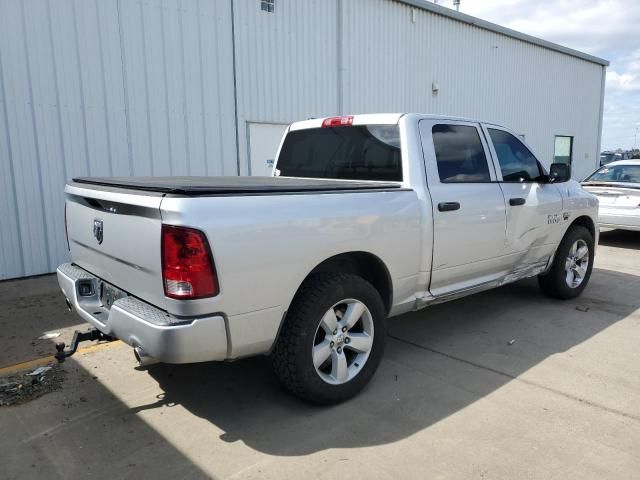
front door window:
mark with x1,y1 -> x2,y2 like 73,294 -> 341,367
487,128 -> 543,182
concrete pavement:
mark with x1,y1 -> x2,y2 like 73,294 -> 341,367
1,229 -> 639,479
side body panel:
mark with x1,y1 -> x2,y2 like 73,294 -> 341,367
394,115 -> 434,314
160,189 -> 424,357
556,180 -> 601,241
418,118 -> 510,296
481,124 -> 565,276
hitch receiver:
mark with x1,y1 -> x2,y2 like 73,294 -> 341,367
55,328 -> 115,362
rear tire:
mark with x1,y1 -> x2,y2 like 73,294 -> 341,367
271,273 -> 386,405
538,225 -> 594,299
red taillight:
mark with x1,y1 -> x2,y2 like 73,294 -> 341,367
64,203 -> 70,251
322,116 -> 353,128
161,225 -> 219,299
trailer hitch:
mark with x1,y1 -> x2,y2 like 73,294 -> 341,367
54,328 -> 115,362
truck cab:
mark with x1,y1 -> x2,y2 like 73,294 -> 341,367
274,114 -> 597,299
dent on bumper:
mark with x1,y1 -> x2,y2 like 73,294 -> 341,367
57,263 -> 228,364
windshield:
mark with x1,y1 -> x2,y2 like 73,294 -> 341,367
276,125 -> 402,182
585,164 -> 640,183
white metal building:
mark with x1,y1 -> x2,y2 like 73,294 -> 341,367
0,0 -> 608,280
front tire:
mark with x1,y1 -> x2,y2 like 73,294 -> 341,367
271,273 -> 386,405
538,225 -> 594,299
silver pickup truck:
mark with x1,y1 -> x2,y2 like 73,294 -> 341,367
58,113 -> 598,404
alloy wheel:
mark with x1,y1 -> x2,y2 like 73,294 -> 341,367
564,239 -> 590,288
312,299 -> 374,385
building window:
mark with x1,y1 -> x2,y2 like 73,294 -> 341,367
261,0 -> 275,13
554,136 -> 573,165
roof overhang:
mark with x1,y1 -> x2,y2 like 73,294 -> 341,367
397,0 -> 610,67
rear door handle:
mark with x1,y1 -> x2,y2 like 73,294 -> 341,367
438,202 -> 460,212
509,197 -> 526,206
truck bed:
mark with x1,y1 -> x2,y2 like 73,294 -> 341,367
71,176 -> 403,195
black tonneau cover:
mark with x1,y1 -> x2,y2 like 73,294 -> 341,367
72,176 -> 403,195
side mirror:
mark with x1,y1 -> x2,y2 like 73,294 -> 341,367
549,163 -> 571,183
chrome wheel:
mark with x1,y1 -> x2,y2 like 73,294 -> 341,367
564,239 -> 589,288
312,298 -> 374,385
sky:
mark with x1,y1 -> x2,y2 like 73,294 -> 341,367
442,0 -> 640,150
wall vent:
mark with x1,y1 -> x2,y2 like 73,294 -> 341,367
261,0 -> 275,13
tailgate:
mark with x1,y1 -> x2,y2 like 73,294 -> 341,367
65,183 -> 166,310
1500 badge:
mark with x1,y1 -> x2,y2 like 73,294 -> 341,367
548,212 -> 570,224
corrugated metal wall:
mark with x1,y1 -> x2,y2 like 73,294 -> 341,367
0,0 -> 237,279
0,0 -> 605,279
232,0 -> 341,175
341,0 -> 604,182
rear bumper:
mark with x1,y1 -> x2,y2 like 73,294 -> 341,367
57,263 -> 228,363
599,211 -> 640,232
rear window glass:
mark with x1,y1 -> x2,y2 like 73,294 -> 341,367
276,125 -> 402,182
586,164 -> 640,183
432,124 -> 491,183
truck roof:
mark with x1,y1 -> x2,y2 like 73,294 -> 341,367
289,113 -> 495,131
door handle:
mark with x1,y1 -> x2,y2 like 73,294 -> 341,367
509,197 -> 526,206
438,202 -> 460,212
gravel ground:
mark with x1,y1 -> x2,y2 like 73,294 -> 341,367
0,363 -> 65,407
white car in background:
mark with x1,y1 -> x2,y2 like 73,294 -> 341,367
582,160 -> 640,232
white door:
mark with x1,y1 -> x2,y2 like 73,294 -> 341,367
248,122 -> 289,176
482,125 -> 565,270
419,119 -> 509,297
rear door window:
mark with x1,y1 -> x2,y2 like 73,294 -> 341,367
488,128 -> 543,182
276,125 -> 401,181
431,124 -> 491,183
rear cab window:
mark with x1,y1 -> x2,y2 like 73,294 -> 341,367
431,124 -> 492,183
276,125 -> 402,182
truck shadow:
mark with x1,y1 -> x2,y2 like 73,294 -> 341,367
140,264 -> 639,456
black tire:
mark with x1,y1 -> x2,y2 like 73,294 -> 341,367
538,225 -> 594,299
271,272 -> 386,405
